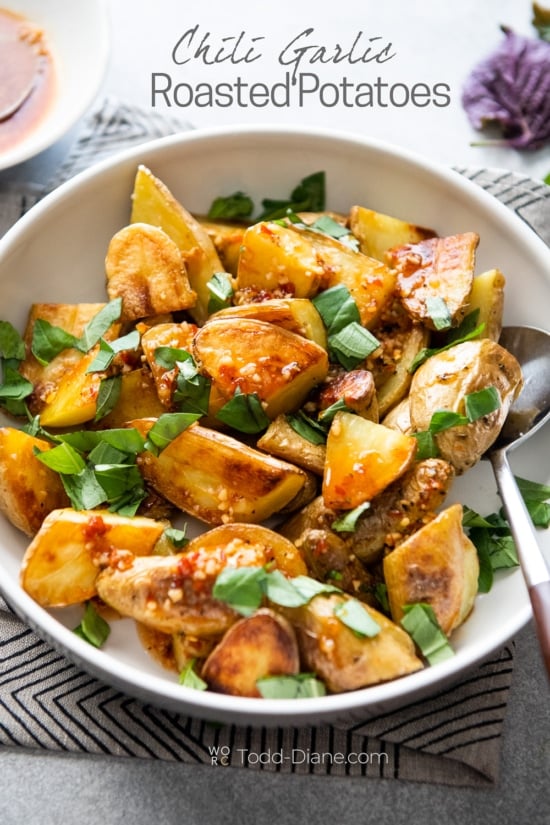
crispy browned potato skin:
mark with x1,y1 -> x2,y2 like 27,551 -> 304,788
388,232 -> 479,330
202,609 -> 300,697
257,415 -> 326,476
96,524 -> 306,637
281,458 -> 455,566
409,339 -> 523,473
211,298 -> 327,349
318,369 -> 378,422
140,321 -> 197,408
283,594 -> 423,692
383,503 -> 479,635
132,419 -> 308,525
0,428 -> 70,536
105,223 -> 197,322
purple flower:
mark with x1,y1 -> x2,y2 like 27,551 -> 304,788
462,27 -> 550,150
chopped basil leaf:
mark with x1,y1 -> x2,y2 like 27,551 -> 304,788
312,284 -> 360,334
179,658 -> 208,691
94,463 -> 144,502
471,526 -> 494,593
464,386 -> 500,420
207,272 -> 234,313
215,388 -> 269,434
428,409 -> 469,432
333,598 -> 380,637
400,603 -> 454,664
318,398 -> 352,427
256,673 -> 326,699
34,442 -> 86,474
145,412 -> 201,455
525,500 -> 550,528
31,318 -> 79,365
263,569 -> 310,607
78,298 -> 122,352
0,366 -> 33,401
374,582 -> 390,613
87,330 -> 141,373
331,501 -> 371,532
207,191 -> 254,220
58,427 -> 146,455
164,526 -> 189,549
154,346 -> 193,370
286,410 -> 327,445
411,429 -> 439,460
257,171 -> 325,221
0,321 -> 26,360
212,566 -> 267,616
515,476 -> 550,503
173,357 -> 211,416
73,601 -> 110,648
288,575 -> 341,601
61,467 -> 110,510
425,296 -> 452,331
329,322 -> 380,370
94,375 -> 122,422
409,311 -> 486,373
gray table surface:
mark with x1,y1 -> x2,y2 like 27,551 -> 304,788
1,1 -> 550,821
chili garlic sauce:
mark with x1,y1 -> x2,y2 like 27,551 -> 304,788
0,7 -> 55,153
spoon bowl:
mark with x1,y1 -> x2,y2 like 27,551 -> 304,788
488,325 -> 550,680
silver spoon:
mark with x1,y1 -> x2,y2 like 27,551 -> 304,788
488,325 -> 550,680
0,38 -> 37,122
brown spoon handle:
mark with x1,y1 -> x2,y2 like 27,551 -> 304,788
529,581 -> 550,682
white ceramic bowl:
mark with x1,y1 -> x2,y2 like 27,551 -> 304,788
0,126 -> 549,726
0,0 -> 109,171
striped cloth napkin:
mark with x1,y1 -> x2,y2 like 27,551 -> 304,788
1,97 -> 549,788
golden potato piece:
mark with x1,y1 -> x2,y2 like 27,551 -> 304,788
140,322 -> 197,408
19,302 -> 121,422
193,318 -> 328,419
468,268 -> 506,343
133,419 -> 307,525
212,298 -> 327,349
388,232 -> 478,330
105,223 -> 196,322
322,411 -> 417,509
285,593 -> 423,692
349,205 -> 436,262
184,523 -> 307,578
383,503 -> 479,635
0,428 -> 69,536
257,415 -> 326,476
199,217 -> 248,276
409,339 -> 523,473
131,165 -> 223,324
202,609 -> 300,697
318,369 -> 378,422
20,508 -> 166,607
94,368 -> 165,428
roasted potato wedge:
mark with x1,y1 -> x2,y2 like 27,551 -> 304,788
131,165 -> 223,324
383,503 -> 479,635
284,593 -> 423,692
105,222 -> 196,321
257,414 -> 326,476
282,458 -> 455,566
211,298 -> 327,349
96,524 -> 304,636
199,217 -> 248,275
140,321 -> 197,408
0,428 -> 70,536
349,205 -> 436,262
323,411 -> 417,509
193,318 -> 328,418
372,321 -> 430,417
388,232 -> 478,330
409,339 -> 523,472
20,508 -> 166,607
133,419 -> 308,525
202,609 -> 300,697
93,368 -> 165,428
19,302 -> 121,424
318,369 -> 378,422
468,268 -> 506,342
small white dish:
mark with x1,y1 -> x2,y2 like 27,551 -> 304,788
0,126 -> 549,726
0,0 -> 109,171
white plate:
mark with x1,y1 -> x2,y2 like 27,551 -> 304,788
0,126 -> 549,726
0,0 -> 109,171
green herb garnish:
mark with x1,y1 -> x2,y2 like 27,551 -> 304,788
409,310 -> 485,373
179,658 -> 208,691
257,171 -> 325,221
400,603 -> 454,664
328,321 -> 380,370
425,296 -> 452,331
333,598 -> 380,637
207,191 -> 254,220
144,412 -> 201,455
207,272 -> 234,313
256,673 -> 326,699
215,388 -> 269,434
73,601 -> 111,648
31,299 -> 123,365
286,410 -> 328,445
331,501 -> 371,532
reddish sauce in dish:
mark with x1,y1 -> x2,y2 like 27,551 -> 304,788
0,7 -> 55,154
